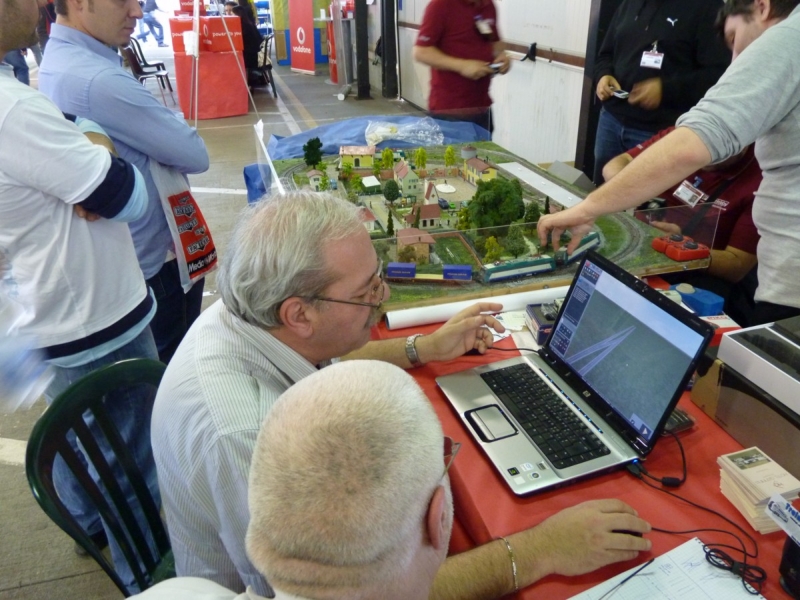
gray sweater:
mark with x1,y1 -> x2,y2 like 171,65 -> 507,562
677,6 -> 800,308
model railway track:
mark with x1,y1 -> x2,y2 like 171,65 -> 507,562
604,213 -> 643,264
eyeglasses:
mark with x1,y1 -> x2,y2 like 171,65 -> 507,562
443,436 -> 461,478
310,260 -> 385,310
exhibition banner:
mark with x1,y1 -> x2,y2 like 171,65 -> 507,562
289,0 -> 315,74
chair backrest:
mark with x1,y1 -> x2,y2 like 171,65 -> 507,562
25,358 -> 170,596
121,45 -> 146,80
128,37 -> 165,70
257,34 -> 273,69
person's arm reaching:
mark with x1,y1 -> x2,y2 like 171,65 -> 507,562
538,127 -> 713,253
343,302 -> 505,368
430,499 -> 652,600
601,151 -> 634,182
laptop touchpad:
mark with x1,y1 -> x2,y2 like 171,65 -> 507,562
468,406 -> 517,442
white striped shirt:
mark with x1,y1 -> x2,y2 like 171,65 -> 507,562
151,301 -> 331,596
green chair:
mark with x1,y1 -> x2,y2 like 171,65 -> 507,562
25,358 -> 173,596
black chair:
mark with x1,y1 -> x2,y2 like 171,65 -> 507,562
128,37 -> 166,73
25,359 -> 173,596
249,33 -> 277,98
121,45 -> 175,105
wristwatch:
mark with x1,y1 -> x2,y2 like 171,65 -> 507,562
405,334 -> 424,368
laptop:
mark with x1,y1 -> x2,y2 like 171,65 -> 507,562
436,251 -> 713,496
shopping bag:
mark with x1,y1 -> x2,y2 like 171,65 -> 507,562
150,161 -> 217,292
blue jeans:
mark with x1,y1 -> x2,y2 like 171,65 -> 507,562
142,13 -> 164,44
593,108 -> 656,184
44,326 -> 160,594
2,50 -> 29,85
146,259 -> 204,364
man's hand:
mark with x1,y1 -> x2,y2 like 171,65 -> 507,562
493,51 -> 511,75
417,302 -> 505,363
629,78 -> 662,110
537,204 -> 597,254
596,75 -> 622,101
73,205 -> 102,222
522,499 -> 652,579
459,59 -> 495,81
650,220 -> 681,236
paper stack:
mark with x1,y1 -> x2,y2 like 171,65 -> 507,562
718,447 -> 800,534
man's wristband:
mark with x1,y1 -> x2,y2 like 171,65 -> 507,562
499,536 -> 519,592
405,334 -> 424,368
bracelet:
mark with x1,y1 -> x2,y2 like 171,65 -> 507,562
499,536 -> 519,592
405,333 -> 424,368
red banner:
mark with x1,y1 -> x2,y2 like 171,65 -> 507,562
289,0 -> 315,74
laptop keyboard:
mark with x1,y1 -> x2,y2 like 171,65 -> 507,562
481,364 -> 611,469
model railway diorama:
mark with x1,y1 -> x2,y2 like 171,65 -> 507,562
273,139 -> 717,311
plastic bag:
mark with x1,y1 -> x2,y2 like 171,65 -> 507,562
365,117 -> 444,147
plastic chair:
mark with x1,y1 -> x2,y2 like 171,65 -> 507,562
249,33 -> 277,98
121,45 -> 175,105
128,37 -> 166,73
25,359 -> 173,597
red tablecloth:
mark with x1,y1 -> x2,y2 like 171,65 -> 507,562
372,322 -> 791,599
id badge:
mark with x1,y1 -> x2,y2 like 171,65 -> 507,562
673,180 -> 708,207
640,51 -> 664,69
475,18 -> 493,36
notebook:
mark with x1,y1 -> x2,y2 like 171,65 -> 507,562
436,251 -> 713,496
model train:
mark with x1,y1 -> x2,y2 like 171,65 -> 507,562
386,232 -> 600,284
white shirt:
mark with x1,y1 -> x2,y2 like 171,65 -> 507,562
151,300 -> 332,596
0,65 -> 147,348
130,577 -> 311,600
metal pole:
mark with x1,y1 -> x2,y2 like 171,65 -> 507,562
354,0 -> 370,99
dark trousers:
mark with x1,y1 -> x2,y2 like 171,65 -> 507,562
146,259 -> 204,364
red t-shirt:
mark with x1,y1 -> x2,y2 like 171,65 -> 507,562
629,127 -> 761,254
415,0 -> 498,113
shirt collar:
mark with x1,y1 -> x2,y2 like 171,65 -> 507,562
49,22 -> 123,66
0,63 -> 14,79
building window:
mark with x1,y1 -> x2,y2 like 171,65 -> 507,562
354,158 -> 360,167
423,219 -> 427,227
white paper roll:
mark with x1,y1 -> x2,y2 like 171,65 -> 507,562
384,286 -> 570,330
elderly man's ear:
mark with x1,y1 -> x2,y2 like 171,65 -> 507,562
277,297 -> 315,338
425,485 -> 448,551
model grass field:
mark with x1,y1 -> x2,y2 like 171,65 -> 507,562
274,142 -> 709,310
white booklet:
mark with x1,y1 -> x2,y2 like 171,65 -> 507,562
569,538 -> 766,600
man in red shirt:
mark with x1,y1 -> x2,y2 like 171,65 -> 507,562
413,0 -> 509,133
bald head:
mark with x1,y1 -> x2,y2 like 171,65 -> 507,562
246,360 -> 450,599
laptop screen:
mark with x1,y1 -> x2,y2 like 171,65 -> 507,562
547,256 -> 706,444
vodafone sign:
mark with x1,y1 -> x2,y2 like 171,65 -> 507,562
289,2 -> 315,73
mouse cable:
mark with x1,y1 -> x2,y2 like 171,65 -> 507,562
488,345 -> 538,354
647,525 -> 765,595
628,431 -> 687,488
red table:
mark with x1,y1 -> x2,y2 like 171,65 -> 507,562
373,321 -> 791,599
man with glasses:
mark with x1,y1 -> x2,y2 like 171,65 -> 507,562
140,361 -> 650,600
152,191 -> 504,595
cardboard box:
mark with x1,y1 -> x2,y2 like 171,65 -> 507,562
178,0 -> 205,15
692,357 -> 800,479
169,17 -> 194,54
524,304 -> 554,346
173,52 -> 248,120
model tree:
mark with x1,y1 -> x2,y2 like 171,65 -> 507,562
444,145 -> 456,167
523,201 -> 541,230
381,148 -> 395,169
398,245 -> 417,263
467,179 -> 525,230
303,137 -> 323,168
386,211 -> 395,236
413,205 -> 421,229
340,162 -> 353,180
350,174 -> 363,195
505,224 -> 527,258
347,190 -> 359,204
456,205 -> 471,231
415,147 -> 427,170
544,196 -> 550,214
319,171 -> 330,192
383,179 -> 400,205
372,162 -> 381,177
483,236 -> 503,262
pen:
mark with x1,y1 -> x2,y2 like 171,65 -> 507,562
597,558 -> 655,600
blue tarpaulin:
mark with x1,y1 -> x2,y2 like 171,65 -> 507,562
265,115 -> 490,160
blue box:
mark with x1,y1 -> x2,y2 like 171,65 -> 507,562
387,262 -> 416,278
443,264 -> 472,281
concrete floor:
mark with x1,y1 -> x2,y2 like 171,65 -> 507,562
0,46 -> 420,599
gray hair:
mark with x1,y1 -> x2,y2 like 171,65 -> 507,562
246,360 -> 444,596
217,191 -> 364,328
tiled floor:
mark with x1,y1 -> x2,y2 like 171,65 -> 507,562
0,45 -> 421,599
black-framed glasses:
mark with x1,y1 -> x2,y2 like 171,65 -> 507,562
443,436 -> 462,478
310,260 -> 385,309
